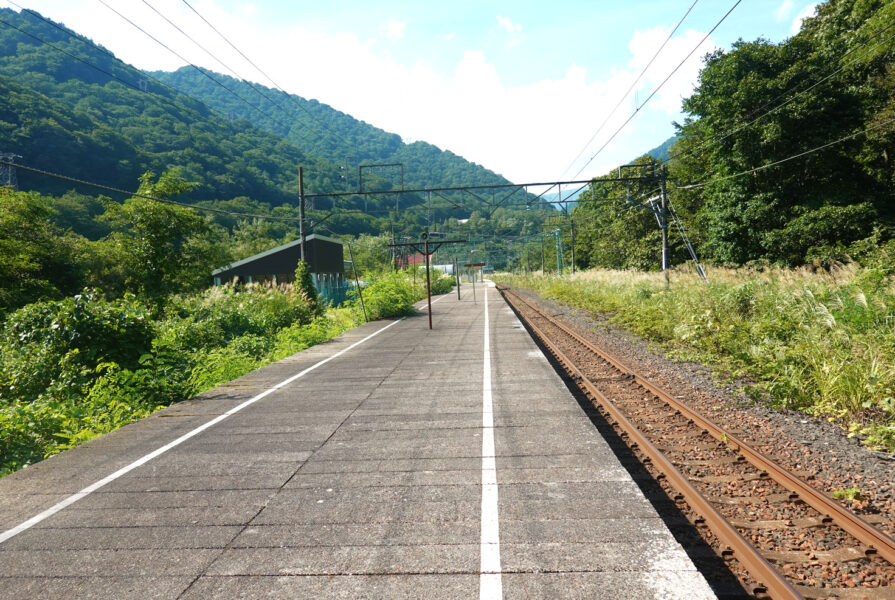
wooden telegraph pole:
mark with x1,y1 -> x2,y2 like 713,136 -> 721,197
298,166 -> 306,262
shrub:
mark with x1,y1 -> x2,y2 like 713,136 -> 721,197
0,292 -> 154,403
360,272 -> 421,320
496,266 -> 895,451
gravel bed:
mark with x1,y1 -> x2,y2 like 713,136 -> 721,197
511,287 -> 895,538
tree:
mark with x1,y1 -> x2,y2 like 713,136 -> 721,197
0,188 -> 84,316
294,260 -> 321,315
101,171 -> 218,307
668,0 -> 894,265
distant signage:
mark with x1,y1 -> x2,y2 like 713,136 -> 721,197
464,262 -> 486,268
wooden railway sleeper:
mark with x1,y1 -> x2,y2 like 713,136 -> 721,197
501,287 -> 895,568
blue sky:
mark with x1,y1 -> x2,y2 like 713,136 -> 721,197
8,0 -> 819,183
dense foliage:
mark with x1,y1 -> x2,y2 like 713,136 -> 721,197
496,260 -> 895,451
572,0 -> 895,271
0,269 -> 451,476
0,7 -> 549,240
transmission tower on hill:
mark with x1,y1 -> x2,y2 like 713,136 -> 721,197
0,153 -> 22,190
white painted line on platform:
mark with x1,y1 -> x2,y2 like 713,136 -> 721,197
0,317 -> 405,546
480,284 -> 503,598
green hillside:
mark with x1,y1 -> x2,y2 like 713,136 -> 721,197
644,135 -> 678,162
0,8 -> 340,204
152,67 -> 514,191
0,8 -> 546,239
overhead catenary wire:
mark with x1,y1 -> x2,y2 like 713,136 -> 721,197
559,0 -> 700,180
179,0 -> 351,149
572,0 -> 741,180
676,115 -> 895,190
665,18 -> 895,166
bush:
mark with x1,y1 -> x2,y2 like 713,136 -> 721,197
0,292 -> 154,402
0,276 -> 427,476
496,266 -> 895,451
359,272 -> 421,320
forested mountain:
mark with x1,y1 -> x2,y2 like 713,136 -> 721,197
0,8 -> 338,204
644,136 -> 678,162
0,7 -> 545,239
572,0 -> 895,269
153,68 -> 512,191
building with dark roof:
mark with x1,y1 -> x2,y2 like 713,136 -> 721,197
212,234 -> 347,304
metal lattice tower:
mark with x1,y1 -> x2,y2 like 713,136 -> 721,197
0,153 -> 22,190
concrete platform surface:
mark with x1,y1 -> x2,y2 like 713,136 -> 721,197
0,284 -> 717,599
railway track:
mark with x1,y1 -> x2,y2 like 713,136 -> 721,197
499,285 -> 895,600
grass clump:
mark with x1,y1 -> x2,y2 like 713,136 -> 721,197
0,270 -> 453,477
495,264 -> 895,451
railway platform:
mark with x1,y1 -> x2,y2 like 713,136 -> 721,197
0,283 -> 717,599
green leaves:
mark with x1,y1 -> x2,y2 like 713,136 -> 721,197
0,273 -> 438,476
497,264 -> 895,451
667,0 -> 894,266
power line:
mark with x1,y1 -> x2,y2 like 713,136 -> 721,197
0,159 -> 304,223
96,0 -> 291,131
559,0 -> 699,179
179,0 -> 350,149
573,0 -> 741,180
665,19 -> 895,166
676,116 -> 895,190
1,2 -> 253,126
1,157 -> 557,225
0,13 -> 179,104
138,0 -> 299,128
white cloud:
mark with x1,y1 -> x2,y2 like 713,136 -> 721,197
383,20 -> 406,40
12,1 -> 706,183
775,0 -> 794,21
791,4 -> 818,34
496,15 -> 522,34
627,26 -> 717,115
443,32 -> 456,41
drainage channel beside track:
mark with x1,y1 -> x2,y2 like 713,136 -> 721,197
499,285 -> 895,600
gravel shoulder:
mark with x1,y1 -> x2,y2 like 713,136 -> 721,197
512,286 -> 895,538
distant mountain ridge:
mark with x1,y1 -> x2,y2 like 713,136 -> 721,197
0,8 -> 537,236
643,135 -> 678,162
151,67 -> 513,192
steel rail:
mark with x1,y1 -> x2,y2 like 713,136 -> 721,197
502,287 -> 895,568
500,287 -> 799,599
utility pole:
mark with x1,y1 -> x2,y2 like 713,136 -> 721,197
424,235 -> 432,329
455,256 -> 461,300
347,243 -> 367,322
660,167 -> 669,289
555,228 -> 563,275
298,166 -> 307,263
570,220 -> 576,274
541,238 -> 545,275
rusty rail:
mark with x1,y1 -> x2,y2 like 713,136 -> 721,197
501,287 -> 895,569
500,286 -> 895,599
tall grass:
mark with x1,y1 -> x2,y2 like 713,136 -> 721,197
496,264 -> 895,451
0,271 -> 454,476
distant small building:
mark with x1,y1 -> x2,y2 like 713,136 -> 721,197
396,253 -> 426,269
212,234 -> 347,304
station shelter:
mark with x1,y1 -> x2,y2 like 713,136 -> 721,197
212,234 -> 349,305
